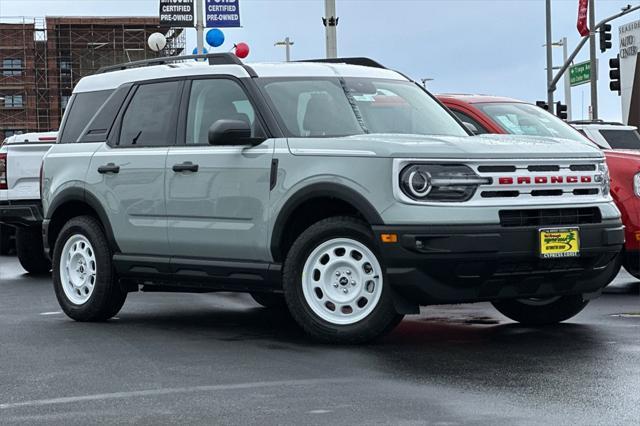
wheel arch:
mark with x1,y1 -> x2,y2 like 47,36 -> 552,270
46,188 -> 119,254
270,182 -> 383,262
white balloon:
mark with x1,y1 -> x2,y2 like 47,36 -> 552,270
148,32 -> 167,52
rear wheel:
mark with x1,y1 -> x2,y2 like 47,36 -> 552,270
492,295 -> 588,325
283,216 -> 402,344
15,227 -> 51,274
53,216 -> 126,321
0,224 -> 14,255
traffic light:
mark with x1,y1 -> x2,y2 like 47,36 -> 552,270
536,101 -> 549,111
610,55 -> 621,95
556,102 -> 568,120
600,24 -> 612,53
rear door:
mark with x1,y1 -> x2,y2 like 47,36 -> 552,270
86,80 -> 183,256
165,77 -> 273,261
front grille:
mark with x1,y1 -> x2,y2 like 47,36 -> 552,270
499,207 -> 601,227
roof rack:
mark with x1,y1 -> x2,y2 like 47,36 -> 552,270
96,52 -> 253,75
297,57 -> 387,69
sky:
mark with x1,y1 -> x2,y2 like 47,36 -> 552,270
1,0 -> 638,121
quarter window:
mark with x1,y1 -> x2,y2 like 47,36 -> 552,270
119,81 -> 181,147
185,79 -> 261,145
59,90 -> 113,143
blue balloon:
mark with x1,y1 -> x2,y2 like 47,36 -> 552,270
206,29 -> 225,48
192,47 -> 208,61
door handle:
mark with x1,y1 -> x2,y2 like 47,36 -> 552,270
97,163 -> 120,174
172,162 -> 199,173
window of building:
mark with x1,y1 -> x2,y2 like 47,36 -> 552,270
2,59 -> 22,77
4,95 -> 24,109
119,81 -> 181,147
60,59 -> 72,72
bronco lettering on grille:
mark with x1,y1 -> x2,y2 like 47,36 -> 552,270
497,176 -> 594,185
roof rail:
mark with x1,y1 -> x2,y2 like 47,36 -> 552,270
96,52 -> 249,74
569,119 -> 624,126
297,57 -> 387,69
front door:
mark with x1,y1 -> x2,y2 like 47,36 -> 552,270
87,80 -> 183,256
165,78 -> 273,261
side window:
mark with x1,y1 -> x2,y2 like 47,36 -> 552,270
59,90 -> 113,143
119,81 -> 181,147
450,110 -> 488,135
185,79 -> 262,145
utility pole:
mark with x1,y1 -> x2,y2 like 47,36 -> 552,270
545,0 -> 554,114
562,37 -> 572,120
589,0 -> 598,119
275,37 -> 294,62
323,0 -> 338,58
195,0 -> 204,55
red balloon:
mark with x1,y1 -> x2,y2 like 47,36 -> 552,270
234,42 -> 250,59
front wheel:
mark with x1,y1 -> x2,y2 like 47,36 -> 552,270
283,216 -> 402,344
492,295 -> 588,325
53,216 -> 126,321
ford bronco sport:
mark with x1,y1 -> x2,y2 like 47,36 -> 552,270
41,54 -> 624,343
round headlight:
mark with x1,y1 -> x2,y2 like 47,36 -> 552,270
407,170 -> 432,198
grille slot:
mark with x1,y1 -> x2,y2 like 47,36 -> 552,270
499,208 -> 601,227
573,188 -> 599,196
478,165 -> 516,173
531,189 -> 563,197
481,191 -> 519,198
528,165 -> 560,172
570,164 -> 596,171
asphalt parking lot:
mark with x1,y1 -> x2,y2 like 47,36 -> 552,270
1,254 -> 639,425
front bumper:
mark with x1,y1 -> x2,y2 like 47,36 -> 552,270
0,200 -> 43,228
373,219 -> 624,305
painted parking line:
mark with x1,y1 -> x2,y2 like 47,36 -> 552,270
38,312 -> 61,316
0,377 -> 356,410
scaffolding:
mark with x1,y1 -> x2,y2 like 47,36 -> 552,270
0,17 -> 186,139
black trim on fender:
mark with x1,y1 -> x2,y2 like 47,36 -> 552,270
45,187 -> 120,254
112,253 -> 282,291
270,182 -> 384,260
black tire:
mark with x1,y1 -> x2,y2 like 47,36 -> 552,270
492,295 -> 589,325
15,226 -> 51,274
0,224 -> 13,255
250,292 -> 287,309
282,216 -> 403,344
52,215 -> 126,322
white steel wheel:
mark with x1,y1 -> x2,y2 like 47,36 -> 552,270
301,237 -> 383,325
59,234 -> 97,305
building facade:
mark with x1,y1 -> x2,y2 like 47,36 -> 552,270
0,17 -> 185,140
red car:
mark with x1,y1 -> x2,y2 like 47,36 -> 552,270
438,94 -> 640,279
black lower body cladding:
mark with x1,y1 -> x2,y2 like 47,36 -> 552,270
373,219 -> 624,306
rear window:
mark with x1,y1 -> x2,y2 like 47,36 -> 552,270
600,129 -> 640,149
59,90 -> 113,143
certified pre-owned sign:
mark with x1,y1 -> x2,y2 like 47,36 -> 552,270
160,0 -> 195,27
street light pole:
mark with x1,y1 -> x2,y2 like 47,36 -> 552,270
589,0 -> 598,119
562,37 -> 572,121
545,0 -> 554,114
323,0 -> 338,58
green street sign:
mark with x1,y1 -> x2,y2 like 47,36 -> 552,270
570,61 -> 591,87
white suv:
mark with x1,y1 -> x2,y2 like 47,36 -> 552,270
570,121 -> 640,150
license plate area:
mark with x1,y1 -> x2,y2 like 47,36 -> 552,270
539,227 -> 580,259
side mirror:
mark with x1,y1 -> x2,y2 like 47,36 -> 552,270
208,119 -> 257,146
463,122 -> 479,135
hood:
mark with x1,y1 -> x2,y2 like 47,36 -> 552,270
287,133 -> 604,159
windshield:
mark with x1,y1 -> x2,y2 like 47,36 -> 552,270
476,102 -> 588,143
258,77 -> 468,138
600,129 -> 640,149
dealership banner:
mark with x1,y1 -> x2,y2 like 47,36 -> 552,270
206,0 -> 241,27
159,0 -> 195,27
577,0 -> 589,37
619,20 -> 640,126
